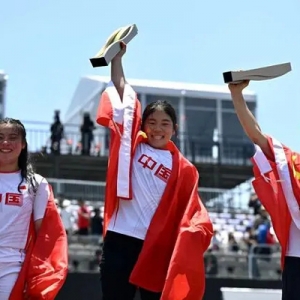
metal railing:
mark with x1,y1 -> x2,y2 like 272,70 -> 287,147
23,120 -> 254,166
48,177 -> 253,211
248,244 -> 281,279
204,247 -> 281,280
66,237 -> 281,279
48,178 -> 106,201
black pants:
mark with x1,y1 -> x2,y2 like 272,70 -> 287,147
282,256 -> 300,300
100,231 -> 162,300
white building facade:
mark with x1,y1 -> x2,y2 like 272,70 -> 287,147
65,76 -> 257,160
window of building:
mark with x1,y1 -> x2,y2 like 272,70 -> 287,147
185,109 -> 216,139
221,112 -> 255,160
221,112 -> 246,141
184,109 -> 217,158
221,99 -> 256,114
221,98 -> 256,142
184,96 -> 217,142
185,97 -> 216,109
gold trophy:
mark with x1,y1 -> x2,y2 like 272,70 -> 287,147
223,62 -> 292,84
90,24 -> 138,68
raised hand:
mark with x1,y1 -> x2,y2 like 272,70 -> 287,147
228,80 -> 249,94
112,42 -> 127,62
111,42 -> 126,99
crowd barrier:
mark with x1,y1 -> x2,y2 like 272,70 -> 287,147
68,241 -> 281,280
24,120 -> 253,165
55,274 -> 282,300
48,177 -> 253,210
247,244 -> 280,279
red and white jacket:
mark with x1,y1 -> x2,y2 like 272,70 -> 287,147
251,136 -> 300,268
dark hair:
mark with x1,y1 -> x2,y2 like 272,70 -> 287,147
141,100 -> 178,133
0,118 -> 37,193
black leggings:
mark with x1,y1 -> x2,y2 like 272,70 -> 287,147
282,256 -> 300,300
100,231 -> 162,300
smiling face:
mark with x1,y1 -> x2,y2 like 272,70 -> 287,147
144,110 -> 175,149
142,101 -> 178,149
0,123 -> 25,169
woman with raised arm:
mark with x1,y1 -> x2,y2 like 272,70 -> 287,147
229,81 -> 300,300
97,43 -> 213,300
0,118 -> 68,300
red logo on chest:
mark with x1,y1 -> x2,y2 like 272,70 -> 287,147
154,164 -> 171,183
137,154 -> 171,182
0,193 -> 23,207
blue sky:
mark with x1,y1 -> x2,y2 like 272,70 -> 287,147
1,0 -> 300,150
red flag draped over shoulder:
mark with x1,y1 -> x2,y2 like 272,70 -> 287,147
131,158 -> 213,300
96,80 -> 142,234
9,185 -> 68,300
251,136 -> 300,268
163,169 -> 213,300
97,81 -> 213,299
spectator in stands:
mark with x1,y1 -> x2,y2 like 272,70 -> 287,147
80,112 -> 95,156
50,110 -> 64,155
256,217 -> 269,244
60,199 -> 73,235
255,207 -> 273,261
77,199 -> 90,235
225,232 -> 240,276
243,226 -> 257,252
90,208 -> 103,236
71,260 -> 79,272
211,230 -> 222,251
243,226 -> 260,278
228,232 -> 239,252
204,248 -> 218,276
248,193 -> 261,215
89,249 -> 102,272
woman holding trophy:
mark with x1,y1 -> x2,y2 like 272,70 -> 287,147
229,80 -> 300,300
96,42 -> 213,300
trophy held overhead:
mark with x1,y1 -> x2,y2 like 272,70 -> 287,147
90,24 -> 138,68
223,62 -> 292,84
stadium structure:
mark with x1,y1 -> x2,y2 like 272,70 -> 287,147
65,76 -> 257,162
55,77 -> 281,300
0,70 -> 7,119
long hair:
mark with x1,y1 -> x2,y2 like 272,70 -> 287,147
0,118 -> 38,193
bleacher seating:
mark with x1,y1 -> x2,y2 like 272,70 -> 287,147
63,200 -> 281,279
